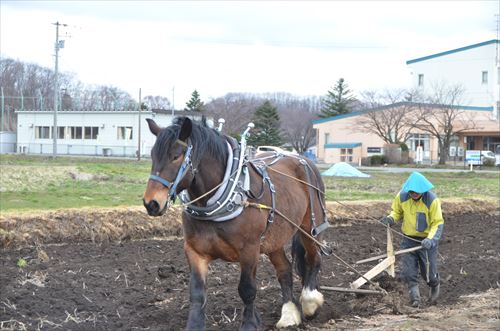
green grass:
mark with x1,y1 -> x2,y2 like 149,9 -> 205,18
0,154 -> 498,212
323,171 -> 500,201
0,154 -> 151,211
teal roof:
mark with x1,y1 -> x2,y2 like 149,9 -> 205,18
312,102 -> 494,125
406,40 -> 499,65
312,112 -> 361,125
325,143 -> 361,149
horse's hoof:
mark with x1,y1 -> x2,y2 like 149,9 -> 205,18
240,310 -> 261,331
276,301 -> 301,328
300,288 -> 324,318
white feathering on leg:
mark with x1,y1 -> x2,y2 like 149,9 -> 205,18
276,301 -> 301,328
300,288 -> 324,317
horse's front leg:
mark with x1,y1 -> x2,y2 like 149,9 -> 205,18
238,246 -> 261,331
185,243 -> 209,331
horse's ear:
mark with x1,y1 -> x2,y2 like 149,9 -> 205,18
146,118 -> 161,136
178,117 -> 192,142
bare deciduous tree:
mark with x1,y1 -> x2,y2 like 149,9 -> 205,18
205,92 -> 321,149
355,89 -> 417,144
281,108 -> 317,154
143,95 -> 171,110
205,93 -> 261,137
413,83 -> 477,164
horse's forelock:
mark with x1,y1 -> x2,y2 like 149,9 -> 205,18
153,126 -> 179,162
153,117 -> 228,165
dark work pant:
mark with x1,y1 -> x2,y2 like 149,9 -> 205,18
400,236 -> 439,288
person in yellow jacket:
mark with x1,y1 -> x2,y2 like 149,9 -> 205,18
381,172 -> 444,307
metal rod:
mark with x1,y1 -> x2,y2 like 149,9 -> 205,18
320,286 -> 383,295
355,246 -> 423,264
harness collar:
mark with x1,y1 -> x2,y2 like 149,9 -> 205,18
182,136 -> 250,222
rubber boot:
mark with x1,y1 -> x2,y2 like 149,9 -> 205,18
409,285 -> 420,308
429,284 -> 440,304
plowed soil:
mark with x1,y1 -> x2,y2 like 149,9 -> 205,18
1,206 -> 499,330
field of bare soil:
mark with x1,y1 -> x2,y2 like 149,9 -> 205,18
1,200 -> 499,330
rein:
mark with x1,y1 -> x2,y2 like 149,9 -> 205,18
245,201 -> 387,294
267,166 -> 424,244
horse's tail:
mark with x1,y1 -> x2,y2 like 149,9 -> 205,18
291,232 -> 306,279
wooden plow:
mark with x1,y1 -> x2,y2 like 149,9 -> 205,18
321,228 -> 422,295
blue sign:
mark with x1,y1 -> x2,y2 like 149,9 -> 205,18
465,150 -> 481,165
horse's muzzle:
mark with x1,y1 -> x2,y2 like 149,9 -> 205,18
143,198 -> 162,216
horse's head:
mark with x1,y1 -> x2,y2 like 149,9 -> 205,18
143,117 -> 194,216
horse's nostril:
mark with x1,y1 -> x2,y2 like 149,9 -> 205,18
146,199 -> 160,215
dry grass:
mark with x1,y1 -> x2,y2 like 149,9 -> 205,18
0,165 -> 76,192
0,205 -> 183,248
1,199 -> 497,249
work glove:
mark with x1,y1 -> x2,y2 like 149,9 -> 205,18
421,238 -> 435,250
380,216 -> 395,227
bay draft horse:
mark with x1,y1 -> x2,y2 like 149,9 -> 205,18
143,117 -> 328,330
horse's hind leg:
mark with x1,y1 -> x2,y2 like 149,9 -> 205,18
185,244 -> 209,331
268,248 -> 301,328
238,246 -> 261,331
292,233 -> 324,319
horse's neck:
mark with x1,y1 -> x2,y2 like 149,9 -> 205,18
187,154 -> 226,206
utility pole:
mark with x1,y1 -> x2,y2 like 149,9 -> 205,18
137,88 -> 142,161
52,21 -> 66,157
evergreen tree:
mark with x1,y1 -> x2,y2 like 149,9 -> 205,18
247,100 -> 283,147
184,90 -> 205,112
320,78 -> 356,118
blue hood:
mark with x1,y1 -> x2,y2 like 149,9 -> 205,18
402,172 -> 434,193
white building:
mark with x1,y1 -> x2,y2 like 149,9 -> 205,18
15,109 -> 207,157
407,39 -> 499,119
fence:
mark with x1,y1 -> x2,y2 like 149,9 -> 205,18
4,142 -> 152,158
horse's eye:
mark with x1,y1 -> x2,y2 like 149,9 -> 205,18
173,154 -> 181,161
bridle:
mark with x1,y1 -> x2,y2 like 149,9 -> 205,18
149,139 -> 194,205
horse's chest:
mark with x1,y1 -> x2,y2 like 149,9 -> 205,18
184,223 -> 242,262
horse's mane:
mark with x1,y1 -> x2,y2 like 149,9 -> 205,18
154,116 -> 228,165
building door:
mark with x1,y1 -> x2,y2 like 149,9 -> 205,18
409,133 -> 430,161
465,136 -> 475,150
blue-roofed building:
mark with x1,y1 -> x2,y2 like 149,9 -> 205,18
313,40 -> 500,164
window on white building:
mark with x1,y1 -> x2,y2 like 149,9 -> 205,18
69,126 -> 83,139
117,126 -> 133,140
324,133 -> 330,144
35,126 -> 51,139
418,74 -> 424,87
481,71 -> 488,84
58,127 -> 65,139
84,126 -> 99,140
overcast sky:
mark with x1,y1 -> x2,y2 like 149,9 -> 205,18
1,1 -> 498,107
